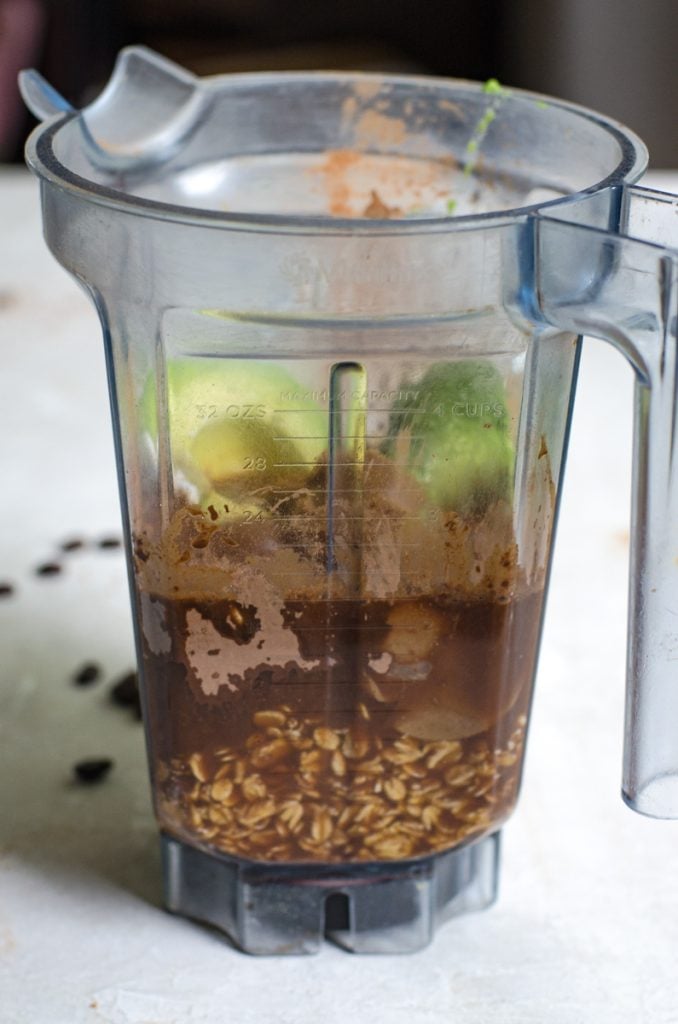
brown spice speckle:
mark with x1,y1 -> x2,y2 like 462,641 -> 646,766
362,189 -> 401,219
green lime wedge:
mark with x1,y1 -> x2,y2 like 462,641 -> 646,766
141,359 -> 328,501
384,361 -> 514,515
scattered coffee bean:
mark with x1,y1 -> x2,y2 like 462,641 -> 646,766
110,670 -> 142,719
35,562 -> 62,577
0,583 -> 14,597
73,662 -> 101,686
110,670 -> 138,705
61,538 -> 84,552
73,758 -> 113,784
98,537 -> 122,550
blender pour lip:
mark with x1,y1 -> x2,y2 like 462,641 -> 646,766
21,46 -> 209,175
24,62 -> 647,234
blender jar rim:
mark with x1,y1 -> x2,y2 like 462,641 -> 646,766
24,69 -> 648,235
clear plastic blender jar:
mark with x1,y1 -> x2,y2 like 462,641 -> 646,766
21,48 -> 678,953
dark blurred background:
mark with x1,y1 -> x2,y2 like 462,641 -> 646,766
2,0 -> 677,165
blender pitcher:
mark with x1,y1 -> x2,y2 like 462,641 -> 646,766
21,47 -> 678,954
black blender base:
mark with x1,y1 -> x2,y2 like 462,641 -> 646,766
161,831 -> 500,954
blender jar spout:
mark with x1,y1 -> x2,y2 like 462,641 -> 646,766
19,46 -> 205,173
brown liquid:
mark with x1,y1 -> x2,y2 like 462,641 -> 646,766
140,588 -> 542,862
132,435 -> 550,862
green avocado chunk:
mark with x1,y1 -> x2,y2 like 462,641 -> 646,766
141,360 -> 328,502
383,361 -> 514,515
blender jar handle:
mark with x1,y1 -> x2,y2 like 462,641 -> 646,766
533,185 -> 678,818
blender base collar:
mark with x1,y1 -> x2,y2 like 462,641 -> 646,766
161,831 -> 500,954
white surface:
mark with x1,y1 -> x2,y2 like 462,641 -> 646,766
1,168 -> 678,1023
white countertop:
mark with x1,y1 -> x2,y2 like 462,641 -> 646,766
1,168 -> 678,1024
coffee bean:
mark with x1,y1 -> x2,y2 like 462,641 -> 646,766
110,671 -> 142,719
35,562 -> 61,577
73,662 -> 101,686
0,583 -> 14,597
110,671 -> 138,705
61,538 -> 84,552
98,537 -> 122,550
74,758 -> 113,784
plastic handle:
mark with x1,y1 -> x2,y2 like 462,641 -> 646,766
533,185 -> 678,817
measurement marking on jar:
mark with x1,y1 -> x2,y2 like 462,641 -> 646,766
273,408 -> 435,415
273,435 -> 428,441
267,682 -> 393,691
268,686 -> 399,701
262,514 -> 422,521
273,543 -> 323,548
272,573 -> 405,579
266,572 -> 326,578
269,488 -> 424,495
291,624 -> 417,631
273,462 -> 414,468
360,543 -> 423,548
270,597 -> 411,607
272,541 -> 422,548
